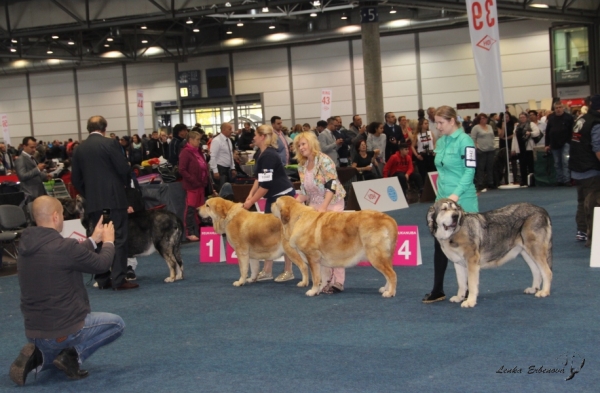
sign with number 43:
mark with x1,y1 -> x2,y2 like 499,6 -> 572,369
358,226 -> 422,266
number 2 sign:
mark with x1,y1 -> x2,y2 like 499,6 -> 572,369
358,226 -> 422,267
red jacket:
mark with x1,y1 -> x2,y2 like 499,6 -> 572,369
383,151 -> 414,177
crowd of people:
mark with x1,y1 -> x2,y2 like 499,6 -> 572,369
7,94 -> 600,386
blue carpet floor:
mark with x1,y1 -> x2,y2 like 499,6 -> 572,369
0,186 -> 598,392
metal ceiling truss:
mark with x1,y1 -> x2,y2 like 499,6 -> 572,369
0,0 -> 597,66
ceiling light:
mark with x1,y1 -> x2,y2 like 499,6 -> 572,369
226,29 -> 232,35
47,49 -> 53,54
225,2 -> 231,6
390,7 -> 397,14
68,39 -> 75,45
529,3 -> 549,8
51,35 -> 59,39
341,13 -> 347,20
186,17 -> 193,24
104,44 -> 110,47
262,7 -> 269,12
107,37 -> 114,42
237,20 -> 244,26
269,25 -> 276,29
193,28 -> 200,33
10,47 -> 16,52
11,39 -> 17,43
310,12 -> 317,17
141,39 -> 148,43
312,1 -> 321,6
141,24 -> 147,30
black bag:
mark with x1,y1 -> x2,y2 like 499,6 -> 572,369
158,164 -> 178,183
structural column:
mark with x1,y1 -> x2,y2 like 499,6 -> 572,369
360,3 -> 384,124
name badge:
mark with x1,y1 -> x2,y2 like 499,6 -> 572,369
464,146 -> 476,168
258,172 -> 273,182
340,158 -> 348,164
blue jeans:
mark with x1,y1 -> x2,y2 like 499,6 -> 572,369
28,312 -> 125,371
552,144 -> 570,183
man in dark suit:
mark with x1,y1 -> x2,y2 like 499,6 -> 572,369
72,116 -> 138,291
383,112 -> 405,162
15,137 -> 50,202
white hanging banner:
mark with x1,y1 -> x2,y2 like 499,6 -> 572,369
136,90 -> 145,135
466,0 -> 505,113
320,89 -> 332,121
1,114 -> 11,146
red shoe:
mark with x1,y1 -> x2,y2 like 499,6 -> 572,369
113,281 -> 139,291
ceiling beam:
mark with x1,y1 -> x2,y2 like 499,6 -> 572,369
147,0 -> 170,15
49,0 -> 84,25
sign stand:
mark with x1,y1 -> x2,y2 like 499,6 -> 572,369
420,171 -> 438,203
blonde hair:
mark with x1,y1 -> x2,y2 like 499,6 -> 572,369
256,125 -> 279,149
435,105 -> 459,128
293,131 -> 321,166
187,130 -> 201,142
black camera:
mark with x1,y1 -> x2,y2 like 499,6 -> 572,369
102,209 -> 111,224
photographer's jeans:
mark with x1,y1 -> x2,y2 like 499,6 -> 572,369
28,312 -> 125,371
552,144 -> 570,184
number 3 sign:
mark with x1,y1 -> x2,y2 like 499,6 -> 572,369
358,225 -> 422,266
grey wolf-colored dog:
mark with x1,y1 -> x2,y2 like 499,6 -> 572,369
75,195 -> 184,283
427,199 -> 553,308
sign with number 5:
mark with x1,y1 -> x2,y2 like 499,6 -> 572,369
358,225 -> 422,266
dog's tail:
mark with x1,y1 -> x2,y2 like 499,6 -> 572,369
545,215 -> 553,271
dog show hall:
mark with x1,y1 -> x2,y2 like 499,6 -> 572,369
1,1 -> 600,392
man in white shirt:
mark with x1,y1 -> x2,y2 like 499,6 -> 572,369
209,123 -> 237,191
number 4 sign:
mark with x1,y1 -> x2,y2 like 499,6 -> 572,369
200,227 -> 225,263
358,225 -> 422,266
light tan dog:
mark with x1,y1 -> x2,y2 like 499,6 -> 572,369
272,196 -> 398,297
198,197 -> 308,287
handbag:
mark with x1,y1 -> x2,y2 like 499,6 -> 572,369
157,164 -> 178,183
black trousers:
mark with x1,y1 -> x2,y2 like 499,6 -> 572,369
89,208 -> 128,288
431,239 -> 448,295
392,171 -> 423,194
216,165 -> 233,192
518,150 -> 534,186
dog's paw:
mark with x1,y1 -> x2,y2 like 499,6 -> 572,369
460,298 -> 477,308
535,290 -> 550,298
164,277 -> 175,283
233,280 -> 244,287
524,287 -> 538,294
175,275 -> 183,281
305,288 -> 319,297
246,277 -> 257,284
297,280 -> 308,287
449,296 -> 464,303
381,290 -> 395,298
379,286 -> 386,294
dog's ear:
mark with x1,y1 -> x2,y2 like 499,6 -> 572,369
426,204 -> 437,235
212,198 -> 229,219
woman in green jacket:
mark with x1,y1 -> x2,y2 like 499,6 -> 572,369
423,106 -> 479,303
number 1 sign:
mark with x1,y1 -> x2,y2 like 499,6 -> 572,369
200,227 -> 225,263
358,225 -> 422,266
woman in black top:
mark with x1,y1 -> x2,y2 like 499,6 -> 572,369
243,124 -> 296,282
352,139 -> 380,180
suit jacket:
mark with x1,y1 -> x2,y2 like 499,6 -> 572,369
71,133 -> 131,213
318,129 -> 339,165
15,153 -> 47,199
383,123 -> 404,161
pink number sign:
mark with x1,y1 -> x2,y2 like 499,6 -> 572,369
358,225 -> 421,266
226,242 -> 238,264
200,227 -> 223,263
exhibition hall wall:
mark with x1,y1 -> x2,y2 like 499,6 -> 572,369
0,19 -> 552,143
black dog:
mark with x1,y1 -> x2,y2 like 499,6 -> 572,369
75,196 -> 185,283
